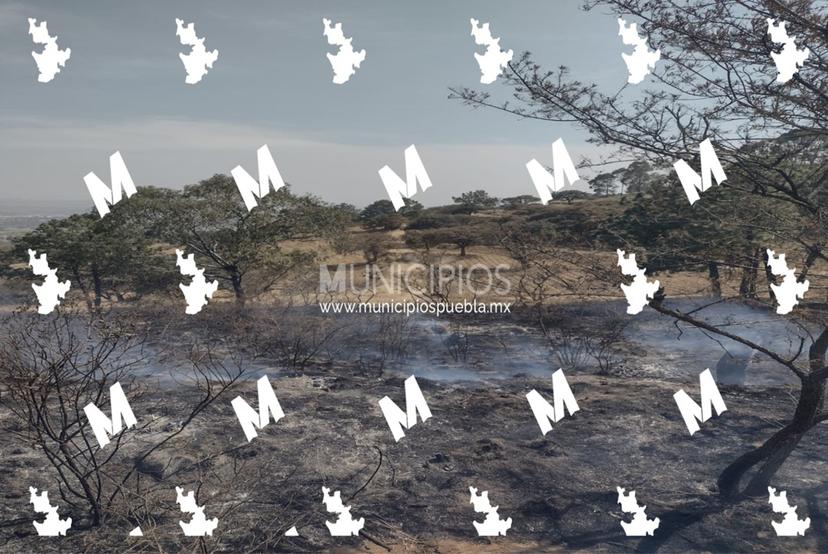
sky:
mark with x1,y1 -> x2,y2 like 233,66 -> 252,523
0,1 -> 632,211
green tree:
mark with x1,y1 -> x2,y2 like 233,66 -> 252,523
406,220 -> 498,257
360,199 -> 403,230
399,198 -> 424,218
432,229 -> 476,257
588,171 -> 620,196
551,190 -> 591,204
618,160 -> 659,195
142,176 -> 333,306
452,190 -> 498,215
407,212 -> 464,230
404,229 -> 442,253
608,179 -> 773,298
332,203 -> 361,224
9,204 -> 174,311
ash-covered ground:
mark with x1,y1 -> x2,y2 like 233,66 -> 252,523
1,367 -> 825,553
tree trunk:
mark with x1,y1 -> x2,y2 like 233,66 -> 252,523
92,264 -> 103,310
718,382 -> 823,498
707,261 -> 721,298
230,273 -> 245,307
738,248 -> 760,299
73,268 -> 94,313
56,439 -> 102,526
459,244 -> 467,257
718,330 -> 828,498
799,246 -> 820,281
762,249 -> 776,302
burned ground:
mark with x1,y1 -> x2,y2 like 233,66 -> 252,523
1,360 -> 824,552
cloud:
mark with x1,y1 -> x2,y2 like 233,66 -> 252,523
0,3 -> 27,30
0,116 -> 601,206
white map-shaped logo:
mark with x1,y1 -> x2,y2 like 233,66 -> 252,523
617,487 -> 659,536
470,18 -> 513,84
617,249 -> 660,315
768,487 -> 810,536
176,487 -> 218,536
469,486 -> 512,536
322,487 -> 364,536
175,19 -> 218,84
322,18 -> 365,84
767,249 -> 808,314
767,18 -> 809,84
28,249 -> 70,314
618,18 -> 660,84
29,487 -> 72,536
176,249 -> 218,315
28,18 -> 71,83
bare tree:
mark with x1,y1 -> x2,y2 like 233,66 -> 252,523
0,306 -> 248,527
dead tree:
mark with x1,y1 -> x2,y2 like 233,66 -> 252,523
0,307 -> 249,527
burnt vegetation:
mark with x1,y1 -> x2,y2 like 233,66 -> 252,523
0,0 -> 827,551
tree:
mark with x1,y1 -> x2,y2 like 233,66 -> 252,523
9,203 -> 174,312
354,234 -> 392,283
617,160 -> 659,196
552,190 -> 591,204
418,229 -> 476,256
407,212 -> 464,230
588,171 -> 620,196
404,229 -> 442,253
0,310 -> 247,527
332,203 -> 361,224
452,190 -> 498,214
399,198 -> 424,218
501,195 -> 540,208
453,0 -> 828,499
139,177 -> 330,306
360,199 -> 403,230
607,176 -> 773,298
406,220 -> 499,257
448,229 -> 475,257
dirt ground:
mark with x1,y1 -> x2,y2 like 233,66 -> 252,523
1,364 -> 825,553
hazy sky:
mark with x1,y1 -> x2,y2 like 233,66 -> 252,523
1,1 -> 630,209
